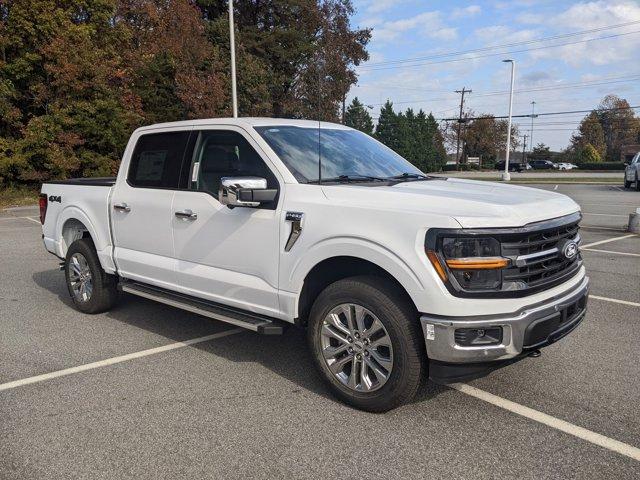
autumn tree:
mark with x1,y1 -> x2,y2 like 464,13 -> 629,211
595,95 -> 640,162
570,112 -> 606,159
579,143 -> 601,163
196,0 -> 370,120
460,113 -> 519,163
344,97 -> 373,135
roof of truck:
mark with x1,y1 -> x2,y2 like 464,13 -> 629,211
134,117 -> 351,133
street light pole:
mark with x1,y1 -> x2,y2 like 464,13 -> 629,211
229,0 -> 238,118
502,59 -> 515,181
530,100 -> 536,151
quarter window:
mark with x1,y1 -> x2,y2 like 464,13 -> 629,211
128,132 -> 190,188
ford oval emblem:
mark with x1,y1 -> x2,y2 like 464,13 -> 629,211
562,240 -> 578,260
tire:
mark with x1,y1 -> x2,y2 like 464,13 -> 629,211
307,276 -> 425,412
636,173 -> 640,192
624,177 -> 631,189
64,238 -> 118,314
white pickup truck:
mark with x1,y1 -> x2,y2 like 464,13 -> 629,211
40,118 -> 589,411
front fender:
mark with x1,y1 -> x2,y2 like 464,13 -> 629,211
286,236 -> 427,314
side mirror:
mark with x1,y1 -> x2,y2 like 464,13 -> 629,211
219,177 -> 277,208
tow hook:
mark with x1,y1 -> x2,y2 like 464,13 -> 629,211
528,349 -> 542,358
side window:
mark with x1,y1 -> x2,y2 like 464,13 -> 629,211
128,131 -> 190,189
188,130 -> 277,199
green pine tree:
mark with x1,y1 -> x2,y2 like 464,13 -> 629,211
344,97 -> 374,135
375,100 -> 400,152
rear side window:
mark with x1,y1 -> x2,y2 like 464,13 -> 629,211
128,132 -> 190,188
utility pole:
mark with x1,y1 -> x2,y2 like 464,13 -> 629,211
229,0 -> 238,118
530,100 -> 536,150
521,134 -> 528,165
455,87 -> 472,169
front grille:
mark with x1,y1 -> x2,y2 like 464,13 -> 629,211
500,215 -> 581,292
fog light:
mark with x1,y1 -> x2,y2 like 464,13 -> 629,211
454,327 -> 503,346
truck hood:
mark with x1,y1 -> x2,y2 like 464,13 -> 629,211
321,178 -> 580,228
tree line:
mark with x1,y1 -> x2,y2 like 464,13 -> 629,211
345,98 -> 447,173
0,0 -> 370,185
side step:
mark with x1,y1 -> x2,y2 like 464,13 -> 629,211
118,281 -> 285,335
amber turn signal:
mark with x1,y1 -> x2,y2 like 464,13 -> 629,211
426,250 -> 448,282
445,257 -> 509,270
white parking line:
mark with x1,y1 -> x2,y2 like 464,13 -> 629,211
582,248 -> 640,257
20,216 -> 40,224
0,329 -> 243,392
581,234 -> 636,249
591,295 -> 640,307
450,383 -> 640,461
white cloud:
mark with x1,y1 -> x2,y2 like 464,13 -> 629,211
373,11 -> 457,43
474,25 -> 539,45
516,12 -> 544,24
363,0 -> 403,15
531,1 -> 640,66
451,5 -> 481,19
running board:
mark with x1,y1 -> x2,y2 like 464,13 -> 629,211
119,282 -> 285,335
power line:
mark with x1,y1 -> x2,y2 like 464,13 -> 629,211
362,21 -> 640,67
367,74 -> 640,107
439,105 -> 640,122
358,30 -> 640,72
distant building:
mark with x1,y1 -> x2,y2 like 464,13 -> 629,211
621,144 -> 640,163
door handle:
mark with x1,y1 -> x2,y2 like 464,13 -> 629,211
175,209 -> 197,220
113,203 -> 131,212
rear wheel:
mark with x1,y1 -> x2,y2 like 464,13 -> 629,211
307,276 -> 425,412
624,176 -> 631,189
636,173 -> 640,192
65,238 -> 117,313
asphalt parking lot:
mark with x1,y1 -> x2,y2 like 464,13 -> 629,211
1,184 -> 639,479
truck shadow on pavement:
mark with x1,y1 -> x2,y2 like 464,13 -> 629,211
32,269 -> 447,410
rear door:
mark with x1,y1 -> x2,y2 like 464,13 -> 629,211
111,128 -> 191,288
171,127 -> 283,317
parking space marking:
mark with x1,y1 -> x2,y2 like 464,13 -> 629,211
450,383 -> 640,462
582,248 -> 640,257
20,216 -> 40,224
581,234 -> 637,249
591,295 -> 640,308
0,329 -> 243,393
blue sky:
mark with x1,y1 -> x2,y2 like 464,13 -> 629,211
349,0 -> 640,151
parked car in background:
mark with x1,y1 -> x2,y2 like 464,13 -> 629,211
624,151 -> 640,191
39,118 -> 589,412
557,163 -> 578,170
495,161 -> 526,172
529,160 -> 557,170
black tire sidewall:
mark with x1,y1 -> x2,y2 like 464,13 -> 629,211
308,277 -> 424,412
65,238 -> 116,314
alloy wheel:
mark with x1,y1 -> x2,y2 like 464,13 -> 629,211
69,253 -> 93,303
320,303 -> 393,392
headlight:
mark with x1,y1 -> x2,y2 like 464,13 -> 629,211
426,236 -> 509,291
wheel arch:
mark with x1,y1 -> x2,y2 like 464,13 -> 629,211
56,207 -> 114,272
295,255 -> 420,325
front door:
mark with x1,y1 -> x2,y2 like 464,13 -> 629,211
111,128 -> 191,288
171,127 -> 282,317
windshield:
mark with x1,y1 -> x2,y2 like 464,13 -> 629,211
254,126 -> 424,183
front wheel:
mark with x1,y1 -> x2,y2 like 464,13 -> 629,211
307,276 -> 425,412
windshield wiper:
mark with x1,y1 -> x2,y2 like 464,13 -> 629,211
308,175 -> 386,184
386,172 -> 431,182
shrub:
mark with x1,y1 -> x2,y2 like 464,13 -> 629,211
576,162 -> 626,171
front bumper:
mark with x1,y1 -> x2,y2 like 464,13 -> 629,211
420,275 -> 589,380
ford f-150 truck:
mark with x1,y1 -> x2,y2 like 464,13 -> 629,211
40,118 -> 589,412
